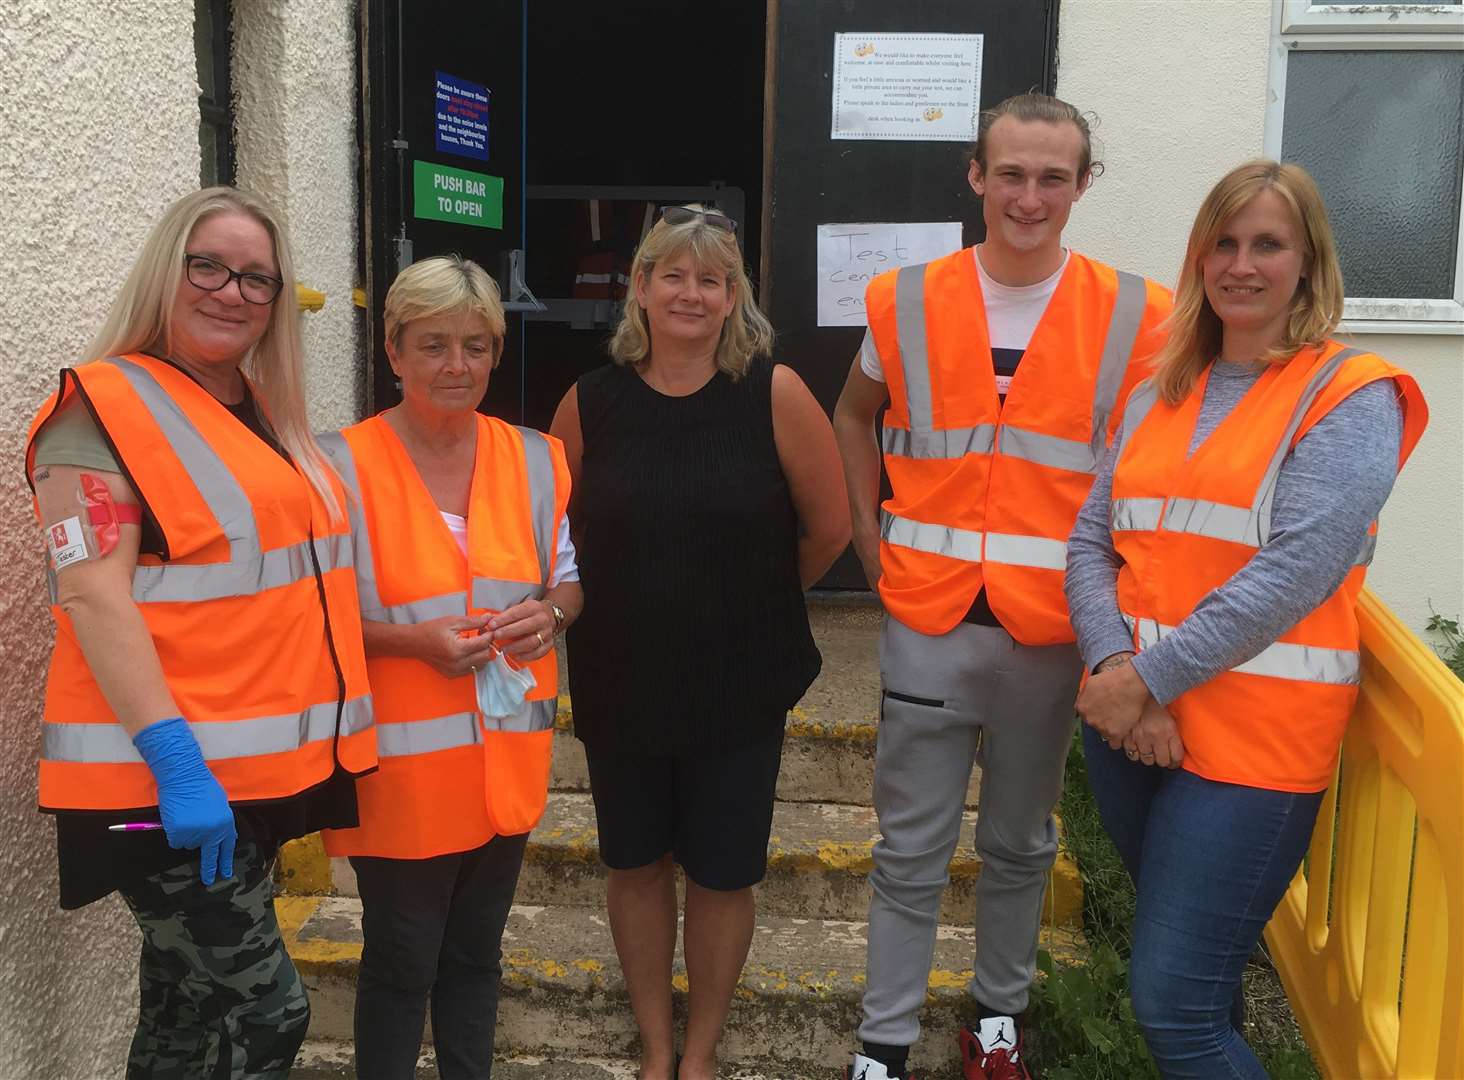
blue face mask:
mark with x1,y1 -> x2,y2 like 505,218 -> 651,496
475,651 -> 538,725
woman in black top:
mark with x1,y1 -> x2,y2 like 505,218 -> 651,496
551,205 -> 850,1080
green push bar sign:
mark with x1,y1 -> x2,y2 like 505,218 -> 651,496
413,160 -> 503,229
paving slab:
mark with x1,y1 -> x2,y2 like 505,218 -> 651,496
295,1041 -> 788,1078
281,896 -> 1083,1072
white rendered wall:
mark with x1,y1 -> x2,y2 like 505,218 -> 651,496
233,0 -> 365,432
0,3 -> 366,1075
1057,0 -> 1464,633
0,6 -> 199,1076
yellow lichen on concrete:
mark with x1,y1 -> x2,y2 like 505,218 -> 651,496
276,833 -> 333,896
671,973 -> 689,992
273,895 -> 320,950
927,968 -> 974,991
572,959 -> 604,974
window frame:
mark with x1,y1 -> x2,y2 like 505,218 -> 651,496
196,0 -> 235,189
1264,0 -> 1464,335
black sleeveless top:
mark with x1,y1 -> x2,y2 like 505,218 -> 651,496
566,361 -> 820,753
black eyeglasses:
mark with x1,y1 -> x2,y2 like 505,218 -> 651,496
657,205 -> 739,235
184,254 -> 285,305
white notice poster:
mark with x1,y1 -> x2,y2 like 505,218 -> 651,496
817,222 -> 963,327
832,33 -> 983,142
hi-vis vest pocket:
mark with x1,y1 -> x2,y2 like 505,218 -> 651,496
480,726 -> 554,835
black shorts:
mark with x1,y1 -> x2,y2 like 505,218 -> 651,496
583,728 -> 785,892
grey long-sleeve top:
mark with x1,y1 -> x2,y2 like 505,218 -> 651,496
1065,360 -> 1405,705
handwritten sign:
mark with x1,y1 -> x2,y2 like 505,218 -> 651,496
817,222 -> 963,327
832,33 -> 982,142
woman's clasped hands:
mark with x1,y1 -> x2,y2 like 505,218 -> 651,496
409,599 -> 559,679
1075,654 -> 1186,769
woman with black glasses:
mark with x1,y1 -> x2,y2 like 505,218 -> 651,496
550,205 -> 851,1080
24,186 -> 375,1078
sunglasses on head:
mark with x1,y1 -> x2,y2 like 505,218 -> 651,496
657,205 -> 739,234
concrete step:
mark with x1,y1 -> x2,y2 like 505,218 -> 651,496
321,792 -> 1081,929
280,895 -> 1083,1074
293,1041 -> 781,1079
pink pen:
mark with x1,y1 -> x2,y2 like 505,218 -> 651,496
107,822 -> 163,832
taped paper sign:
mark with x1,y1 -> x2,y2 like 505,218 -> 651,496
832,33 -> 983,142
817,222 -> 964,327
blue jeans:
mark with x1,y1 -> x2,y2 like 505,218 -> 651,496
1082,725 -> 1324,1079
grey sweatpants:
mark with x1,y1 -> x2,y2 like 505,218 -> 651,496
858,616 -> 1082,1047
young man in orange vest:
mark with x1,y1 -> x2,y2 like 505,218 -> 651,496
832,93 -> 1171,1080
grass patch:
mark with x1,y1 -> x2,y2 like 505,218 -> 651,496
1425,609 -> 1464,681
1028,733 -> 1319,1079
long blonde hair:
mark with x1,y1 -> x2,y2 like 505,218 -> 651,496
83,186 -> 342,519
1151,160 -> 1345,405
609,206 -> 774,379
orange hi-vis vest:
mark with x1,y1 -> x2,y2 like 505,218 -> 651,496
868,248 -> 1171,641
320,413 -> 569,859
1110,342 -> 1428,792
26,353 -> 376,811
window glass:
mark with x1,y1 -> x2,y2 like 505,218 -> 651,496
1282,50 -> 1463,300
195,0 -> 234,188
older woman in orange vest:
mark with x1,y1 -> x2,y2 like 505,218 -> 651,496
1066,161 -> 1428,1077
320,254 -> 581,1080
25,187 -> 374,1077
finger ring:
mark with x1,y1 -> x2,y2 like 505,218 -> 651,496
1125,748 -> 1139,760
535,631 -> 545,647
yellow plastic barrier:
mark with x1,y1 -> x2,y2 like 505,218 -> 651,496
1266,589 -> 1464,1079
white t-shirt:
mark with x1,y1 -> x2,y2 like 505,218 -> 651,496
439,511 -> 580,586
858,247 -> 1069,396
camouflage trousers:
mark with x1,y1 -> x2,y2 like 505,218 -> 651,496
118,841 -> 310,1080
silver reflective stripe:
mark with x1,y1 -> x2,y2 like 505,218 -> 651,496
998,427 -> 1099,474
1119,349 -> 1370,552
881,425 -> 996,459
373,697 -> 554,757
317,432 -> 386,615
376,711 -> 480,757
42,693 -> 373,764
1252,348 -> 1362,544
1110,497 -> 1165,533
1161,497 -> 1258,547
1354,531 -> 1377,567
1089,271 -> 1150,460
881,511 -> 983,562
131,533 -> 353,603
481,696 -> 555,734
1115,379 -> 1161,460
983,532 -> 1068,571
472,578 -> 537,611
1122,614 -> 1359,686
107,357 -> 256,567
373,592 -> 469,626
894,264 -> 933,432
516,427 -> 557,586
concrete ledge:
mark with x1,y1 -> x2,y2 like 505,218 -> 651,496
280,896 -> 1084,1072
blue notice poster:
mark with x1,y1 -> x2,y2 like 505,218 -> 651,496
435,71 -> 490,161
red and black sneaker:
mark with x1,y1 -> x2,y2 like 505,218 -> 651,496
959,1016 -> 1031,1080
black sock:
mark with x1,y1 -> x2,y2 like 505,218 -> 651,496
972,999 -> 1020,1023
861,1042 -> 908,1079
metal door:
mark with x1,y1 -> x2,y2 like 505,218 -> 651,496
360,0 -> 529,419
763,0 -> 1058,588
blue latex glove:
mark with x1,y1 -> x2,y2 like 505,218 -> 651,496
132,717 -> 237,886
